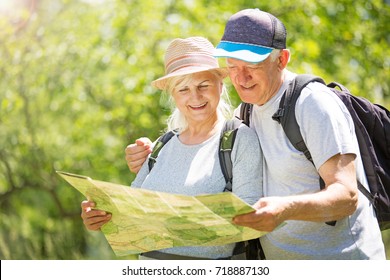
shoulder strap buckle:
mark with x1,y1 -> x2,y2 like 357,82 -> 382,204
272,108 -> 284,123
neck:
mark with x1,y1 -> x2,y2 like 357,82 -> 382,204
180,114 -> 224,145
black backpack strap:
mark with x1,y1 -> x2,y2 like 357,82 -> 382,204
232,238 -> 266,260
219,119 -> 242,192
219,119 -> 266,259
148,131 -> 176,171
245,238 -> 265,260
272,74 -> 337,226
272,74 -> 326,162
239,102 -> 253,126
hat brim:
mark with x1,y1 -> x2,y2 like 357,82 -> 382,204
214,41 -> 273,63
151,66 -> 228,90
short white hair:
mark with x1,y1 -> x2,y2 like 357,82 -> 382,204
269,49 -> 282,61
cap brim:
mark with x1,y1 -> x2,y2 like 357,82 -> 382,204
151,67 -> 228,90
214,41 -> 273,63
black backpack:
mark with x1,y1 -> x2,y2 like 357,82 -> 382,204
147,119 -> 264,260
240,74 -> 390,231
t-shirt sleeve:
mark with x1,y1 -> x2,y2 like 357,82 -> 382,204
296,82 -> 357,170
231,124 -> 263,205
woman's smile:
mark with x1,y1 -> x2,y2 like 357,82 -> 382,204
189,102 -> 208,110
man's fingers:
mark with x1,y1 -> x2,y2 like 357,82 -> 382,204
125,141 -> 152,173
136,137 -> 152,146
127,162 -> 142,173
233,211 -> 257,224
125,147 -> 152,161
127,156 -> 148,168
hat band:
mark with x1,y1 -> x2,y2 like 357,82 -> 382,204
165,54 -> 218,75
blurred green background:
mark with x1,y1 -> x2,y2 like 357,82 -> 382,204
0,0 -> 389,260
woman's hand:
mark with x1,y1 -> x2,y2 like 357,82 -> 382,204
80,200 -> 112,231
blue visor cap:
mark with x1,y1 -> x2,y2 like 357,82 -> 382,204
214,41 -> 274,63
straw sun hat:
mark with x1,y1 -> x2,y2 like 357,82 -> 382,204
151,37 -> 228,90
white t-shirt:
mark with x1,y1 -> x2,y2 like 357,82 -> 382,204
240,70 -> 385,259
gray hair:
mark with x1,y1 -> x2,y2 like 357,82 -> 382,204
269,49 -> 282,62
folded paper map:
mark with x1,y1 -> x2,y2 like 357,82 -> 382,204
57,171 -> 267,256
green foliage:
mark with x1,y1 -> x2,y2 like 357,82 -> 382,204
0,0 -> 389,259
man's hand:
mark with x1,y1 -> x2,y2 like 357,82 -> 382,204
233,196 -> 287,232
233,153 -> 359,232
125,137 -> 152,174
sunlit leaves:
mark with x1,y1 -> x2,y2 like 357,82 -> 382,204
0,0 -> 388,260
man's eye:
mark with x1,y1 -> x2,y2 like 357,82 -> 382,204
227,66 -> 238,72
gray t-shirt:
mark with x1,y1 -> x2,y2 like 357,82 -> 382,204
131,122 -> 263,259
242,70 -> 385,259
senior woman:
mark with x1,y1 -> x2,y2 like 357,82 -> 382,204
81,37 -> 263,260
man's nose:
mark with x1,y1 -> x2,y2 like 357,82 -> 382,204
235,67 -> 252,83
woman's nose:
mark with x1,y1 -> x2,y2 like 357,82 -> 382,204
190,87 -> 203,97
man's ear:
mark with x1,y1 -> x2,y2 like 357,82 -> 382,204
278,49 -> 290,70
